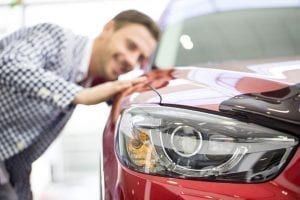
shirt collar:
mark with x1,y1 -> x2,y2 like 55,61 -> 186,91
76,38 -> 94,83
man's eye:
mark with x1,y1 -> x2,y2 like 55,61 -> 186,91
127,41 -> 137,51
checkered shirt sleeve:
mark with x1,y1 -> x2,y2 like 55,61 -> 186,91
0,23 -> 83,110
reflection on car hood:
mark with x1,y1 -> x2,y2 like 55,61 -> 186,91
149,61 -> 300,128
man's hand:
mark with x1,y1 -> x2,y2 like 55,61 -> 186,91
73,76 -> 147,105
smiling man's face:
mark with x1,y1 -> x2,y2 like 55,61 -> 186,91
92,22 -> 157,81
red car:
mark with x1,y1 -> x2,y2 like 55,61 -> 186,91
100,0 -> 300,199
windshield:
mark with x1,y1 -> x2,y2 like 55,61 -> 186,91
155,7 -> 300,68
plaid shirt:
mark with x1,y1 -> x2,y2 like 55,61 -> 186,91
0,23 -> 90,199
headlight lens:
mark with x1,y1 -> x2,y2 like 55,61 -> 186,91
116,105 -> 298,183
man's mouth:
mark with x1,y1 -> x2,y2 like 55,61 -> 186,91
112,54 -> 126,76
112,66 -> 121,78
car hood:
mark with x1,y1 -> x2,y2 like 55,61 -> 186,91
131,60 -> 300,129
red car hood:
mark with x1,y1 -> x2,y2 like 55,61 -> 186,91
123,60 -> 300,130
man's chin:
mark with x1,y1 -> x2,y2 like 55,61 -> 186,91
111,70 -> 120,80
103,70 -> 118,81
108,74 -> 118,81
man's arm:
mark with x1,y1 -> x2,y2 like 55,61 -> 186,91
0,23 -> 82,110
73,76 -> 147,105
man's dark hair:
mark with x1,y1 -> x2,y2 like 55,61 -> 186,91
113,9 -> 160,41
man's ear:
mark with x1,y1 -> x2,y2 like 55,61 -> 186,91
103,20 -> 115,33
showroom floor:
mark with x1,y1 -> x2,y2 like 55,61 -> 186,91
37,172 -> 99,200
31,103 -> 109,200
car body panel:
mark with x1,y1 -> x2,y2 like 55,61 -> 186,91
102,66 -> 300,199
117,148 -> 300,200
101,0 -> 300,199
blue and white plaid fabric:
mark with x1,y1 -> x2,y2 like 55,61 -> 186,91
0,23 -> 90,199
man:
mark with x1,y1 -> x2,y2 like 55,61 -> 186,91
0,10 -> 160,199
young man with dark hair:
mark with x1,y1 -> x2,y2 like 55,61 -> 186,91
0,9 -> 160,200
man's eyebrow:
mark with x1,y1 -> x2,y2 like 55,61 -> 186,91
126,39 -> 137,49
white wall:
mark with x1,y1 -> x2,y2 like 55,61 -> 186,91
25,0 -> 168,36
0,1 -> 169,199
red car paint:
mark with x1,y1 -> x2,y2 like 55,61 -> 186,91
117,149 -> 300,200
102,67 -> 300,199
101,0 -> 300,199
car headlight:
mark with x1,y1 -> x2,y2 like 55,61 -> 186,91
116,105 -> 298,183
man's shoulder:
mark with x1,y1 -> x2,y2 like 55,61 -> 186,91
1,23 -> 64,43
5,23 -> 67,40
29,23 -> 65,33
25,23 -> 79,43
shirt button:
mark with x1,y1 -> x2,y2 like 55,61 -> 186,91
76,72 -> 85,82
16,142 -> 25,151
38,87 -> 51,99
53,93 -> 62,103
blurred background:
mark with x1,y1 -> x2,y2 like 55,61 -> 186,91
0,0 -> 169,199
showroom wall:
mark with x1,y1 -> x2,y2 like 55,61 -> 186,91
0,1 -> 169,199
